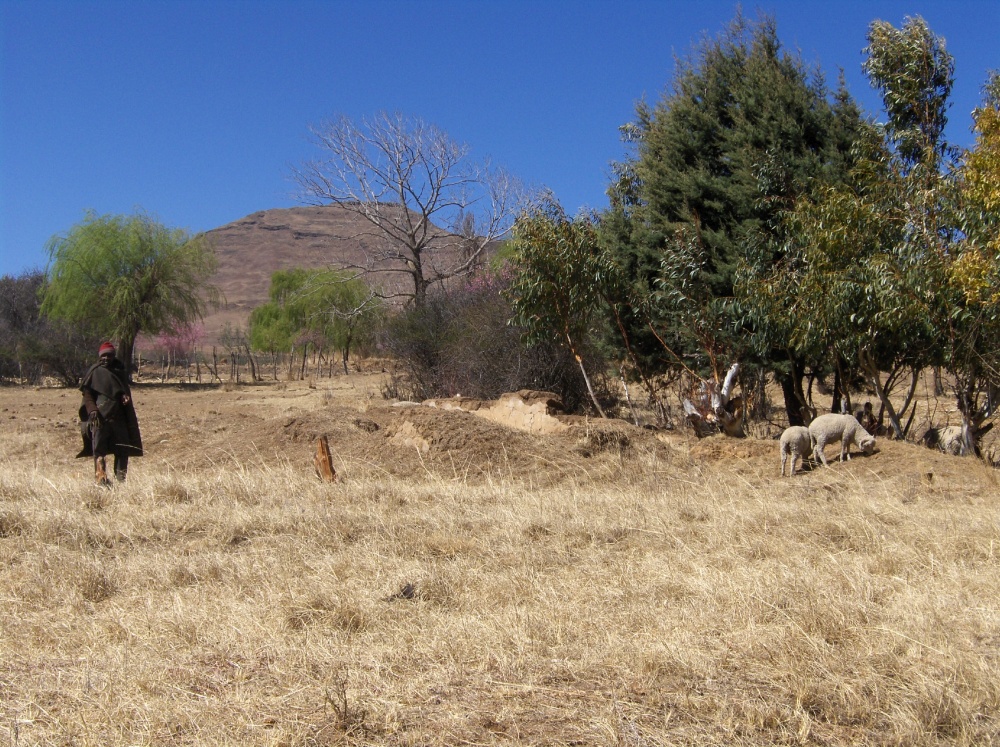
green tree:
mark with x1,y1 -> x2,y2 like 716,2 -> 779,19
742,18 -> 1000,450
41,211 -> 218,377
249,268 -> 381,375
0,270 -> 102,385
944,71 -> 1000,451
602,12 -> 863,423
506,196 -> 621,417
738,127 -> 929,435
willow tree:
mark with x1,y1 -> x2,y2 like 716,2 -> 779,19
249,268 -> 381,376
41,211 -> 218,377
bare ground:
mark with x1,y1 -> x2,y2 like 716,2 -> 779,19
7,374 -> 983,492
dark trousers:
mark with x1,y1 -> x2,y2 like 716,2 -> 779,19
91,420 -> 131,481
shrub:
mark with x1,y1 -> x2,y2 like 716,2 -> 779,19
0,271 -> 101,385
379,269 -> 614,413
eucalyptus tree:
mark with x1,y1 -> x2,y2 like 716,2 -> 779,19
41,211 -> 218,378
944,72 -> 1000,451
742,18 -> 1000,449
505,196 -> 625,417
852,16 -> 959,437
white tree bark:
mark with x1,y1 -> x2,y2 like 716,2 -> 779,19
684,362 -> 744,437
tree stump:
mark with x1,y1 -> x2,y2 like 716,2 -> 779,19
313,435 -> 338,482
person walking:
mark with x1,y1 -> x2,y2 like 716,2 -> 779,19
77,342 -> 143,485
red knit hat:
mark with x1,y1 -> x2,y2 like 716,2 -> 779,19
98,342 -> 116,356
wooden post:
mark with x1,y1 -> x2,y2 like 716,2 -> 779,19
314,436 -> 337,482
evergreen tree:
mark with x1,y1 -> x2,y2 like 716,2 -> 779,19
601,12 -> 863,423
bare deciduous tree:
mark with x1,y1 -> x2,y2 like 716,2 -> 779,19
292,112 -> 523,307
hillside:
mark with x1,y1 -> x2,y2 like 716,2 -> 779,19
197,204 -> 464,345
2,377 -> 998,745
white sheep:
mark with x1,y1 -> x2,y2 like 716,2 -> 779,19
923,425 -> 971,456
808,413 -> 876,466
779,425 -> 814,476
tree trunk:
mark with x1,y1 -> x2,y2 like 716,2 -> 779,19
860,351 -> 903,439
245,345 -> 259,382
575,354 -> 606,418
831,365 -> 843,415
778,356 -> 809,425
342,328 -> 353,375
898,367 -> 920,437
119,335 -> 137,381
683,363 -> 743,437
565,333 -> 606,418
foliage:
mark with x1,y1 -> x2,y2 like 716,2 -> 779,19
248,268 -> 382,373
41,211 -> 218,377
0,270 -> 102,385
863,16 -> 955,169
601,11 -> 863,422
740,18 -> 1000,448
505,196 -> 629,416
380,268 -> 606,412
957,72 -> 1000,269
292,111 -> 523,307
156,323 -> 204,358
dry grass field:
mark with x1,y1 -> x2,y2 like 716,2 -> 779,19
1,373 -> 998,746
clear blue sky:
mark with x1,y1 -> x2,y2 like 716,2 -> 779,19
1,0 -> 997,278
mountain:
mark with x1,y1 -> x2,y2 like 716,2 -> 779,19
194,204 -> 463,346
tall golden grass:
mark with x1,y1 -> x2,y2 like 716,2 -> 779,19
1,382 -> 998,746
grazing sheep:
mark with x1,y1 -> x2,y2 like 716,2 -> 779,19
808,413 -> 876,466
779,425 -> 814,476
923,425 -> 970,456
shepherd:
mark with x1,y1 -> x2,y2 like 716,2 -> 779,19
77,342 -> 143,485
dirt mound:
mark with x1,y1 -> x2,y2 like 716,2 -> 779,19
140,384 -> 669,485
262,400 -> 676,485
682,429 -> 992,495
76,378 -> 993,493
689,433 -> 777,461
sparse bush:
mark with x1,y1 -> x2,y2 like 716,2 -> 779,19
0,270 -> 101,385
379,269 -> 615,412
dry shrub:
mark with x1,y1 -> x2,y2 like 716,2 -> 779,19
286,595 -> 368,634
379,275 -> 615,413
0,509 -> 27,537
79,566 -> 118,603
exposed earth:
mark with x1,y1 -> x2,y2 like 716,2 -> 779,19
3,372 -> 991,500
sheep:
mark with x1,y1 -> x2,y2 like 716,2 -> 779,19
923,425 -> 971,456
779,425 -> 814,476
808,413 -> 876,466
